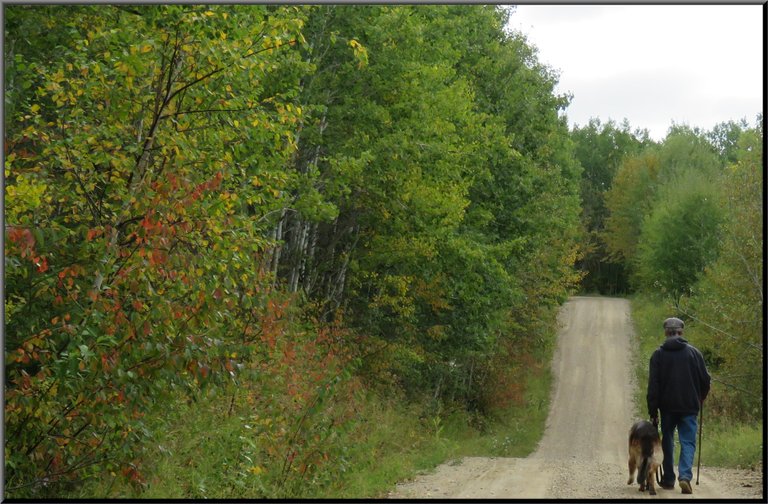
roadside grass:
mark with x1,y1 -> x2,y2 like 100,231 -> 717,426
316,358 -> 553,498
699,419 -> 763,469
628,293 -> 671,421
74,355 -> 553,499
77,393 -> 262,499
628,294 -> 763,470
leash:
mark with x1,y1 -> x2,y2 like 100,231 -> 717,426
656,461 -> 664,485
654,418 -> 664,485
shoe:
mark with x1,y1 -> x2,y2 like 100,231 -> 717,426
680,480 -> 692,494
661,482 -> 675,490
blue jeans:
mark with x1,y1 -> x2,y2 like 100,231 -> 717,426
660,412 -> 698,484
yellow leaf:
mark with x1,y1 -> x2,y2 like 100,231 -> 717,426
249,466 -> 264,475
141,44 -> 152,53
204,10 -> 215,16
30,104 -> 40,113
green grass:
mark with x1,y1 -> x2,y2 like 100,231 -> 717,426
316,359 -> 553,498
628,293 -> 763,470
72,309 -> 553,499
73,356 -> 553,500
628,293 -> 672,417
77,394 -> 262,499
700,419 -> 763,470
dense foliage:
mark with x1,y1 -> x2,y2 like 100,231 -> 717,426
570,118 -> 651,294
5,5 -> 582,497
599,120 -> 763,421
677,125 -> 763,420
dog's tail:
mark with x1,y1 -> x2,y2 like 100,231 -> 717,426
637,456 -> 650,485
636,434 -> 655,485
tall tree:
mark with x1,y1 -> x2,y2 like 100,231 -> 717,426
571,118 -> 651,294
680,121 -> 763,420
603,150 -> 662,265
603,126 -> 724,292
633,171 -> 724,298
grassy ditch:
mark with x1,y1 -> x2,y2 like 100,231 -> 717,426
628,294 -> 763,470
74,349 -> 553,499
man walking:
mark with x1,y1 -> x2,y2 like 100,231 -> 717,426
647,317 -> 711,494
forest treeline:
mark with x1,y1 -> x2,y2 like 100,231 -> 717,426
572,116 -> 763,424
4,4 -> 762,498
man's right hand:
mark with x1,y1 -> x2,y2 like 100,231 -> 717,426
651,416 -> 659,429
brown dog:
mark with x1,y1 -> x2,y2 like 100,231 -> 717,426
627,420 -> 664,495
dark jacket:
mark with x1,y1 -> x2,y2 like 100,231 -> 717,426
647,336 -> 711,417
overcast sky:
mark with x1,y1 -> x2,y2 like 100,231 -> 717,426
505,5 -> 764,141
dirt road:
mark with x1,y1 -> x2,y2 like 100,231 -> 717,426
389,296 -> 763,499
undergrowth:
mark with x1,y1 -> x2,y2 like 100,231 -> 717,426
73,349 -> 553,499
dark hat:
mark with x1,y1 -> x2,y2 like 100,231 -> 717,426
663,317 -> 685,330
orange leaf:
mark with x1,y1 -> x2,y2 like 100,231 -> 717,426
35,256 -> 48,273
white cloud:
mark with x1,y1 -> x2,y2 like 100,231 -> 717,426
507,5 -> 763,140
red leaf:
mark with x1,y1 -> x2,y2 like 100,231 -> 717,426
35,256 -> 48,272
86,228 -> 102,241
7,227 -> 35,253
141,212 -> 155,232
149,248 -> 166,266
